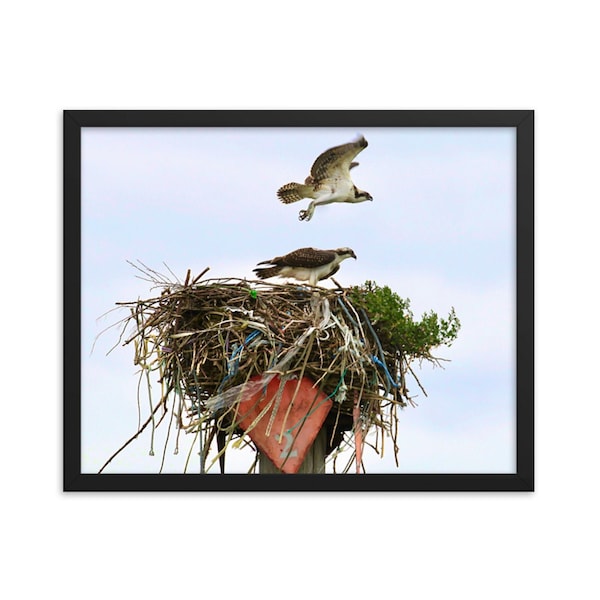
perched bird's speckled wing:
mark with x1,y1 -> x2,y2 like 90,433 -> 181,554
309,136 -> 368,182
258,247 -> 337,268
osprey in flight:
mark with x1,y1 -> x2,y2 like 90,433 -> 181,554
253,247 -> 357,287
277,135 -> 373,221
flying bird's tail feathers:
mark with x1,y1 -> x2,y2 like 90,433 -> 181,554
277,182 -> 313,204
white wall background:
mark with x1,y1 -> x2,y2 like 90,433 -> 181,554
3,1 -> 598,598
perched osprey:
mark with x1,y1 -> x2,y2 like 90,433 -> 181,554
277,135 -> 373,221
253,247 -> 357,287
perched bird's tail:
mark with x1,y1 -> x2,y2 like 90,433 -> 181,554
277,182 -> 313,204
253,265 -> 281,280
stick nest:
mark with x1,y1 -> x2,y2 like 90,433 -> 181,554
104,265 -> 420,473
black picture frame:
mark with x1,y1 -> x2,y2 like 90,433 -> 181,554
64,109 -> 534,492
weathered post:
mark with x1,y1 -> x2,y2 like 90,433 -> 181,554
259,428 -> 327,473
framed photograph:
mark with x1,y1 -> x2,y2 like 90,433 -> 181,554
64,109 -> 533,492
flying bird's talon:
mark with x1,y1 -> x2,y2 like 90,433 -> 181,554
299,211 -> 308,221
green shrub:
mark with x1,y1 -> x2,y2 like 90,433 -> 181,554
348,280 -> 460,361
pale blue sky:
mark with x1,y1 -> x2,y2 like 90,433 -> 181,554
81,126 -> 516,474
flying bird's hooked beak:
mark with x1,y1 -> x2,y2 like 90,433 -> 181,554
351,250 -> 357,259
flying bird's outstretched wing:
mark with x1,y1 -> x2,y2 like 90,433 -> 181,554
309,135 -> 368,182
277,135 -> 372,221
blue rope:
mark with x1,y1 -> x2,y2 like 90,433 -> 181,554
217,329 -> 262,393
336,297 -> 361,329
337,298 -> 400,391
371,354 -> 399,389
358,308 -> 400,392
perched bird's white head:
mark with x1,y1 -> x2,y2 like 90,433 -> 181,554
335,247 -> 357,260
